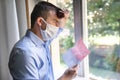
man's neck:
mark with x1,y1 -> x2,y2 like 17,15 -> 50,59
30,27 -> 44,41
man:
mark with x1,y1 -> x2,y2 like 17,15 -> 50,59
8,1 -> 78,80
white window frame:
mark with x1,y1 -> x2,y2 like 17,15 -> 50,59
73,0 -> 89,79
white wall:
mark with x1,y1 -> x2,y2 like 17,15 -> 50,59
0,0 -> 19,80
0,0 -> 27,80
0,1 -> 9,79
15,0 -> 27,38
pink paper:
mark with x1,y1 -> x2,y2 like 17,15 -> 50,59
71,39 -> 90,60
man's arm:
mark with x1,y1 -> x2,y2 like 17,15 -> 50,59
8,48 -> 39,79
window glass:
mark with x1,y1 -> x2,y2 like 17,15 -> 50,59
87,0 -> 120,79
56,0 -> 75,68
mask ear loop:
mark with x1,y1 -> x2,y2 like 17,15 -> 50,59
41,18 -> 48,24
40,18 -> 48,30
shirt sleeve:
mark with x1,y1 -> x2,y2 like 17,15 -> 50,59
8,48 -> 40,80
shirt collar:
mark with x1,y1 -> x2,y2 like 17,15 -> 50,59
25,29 -> 51,47
25,28 -> 63,47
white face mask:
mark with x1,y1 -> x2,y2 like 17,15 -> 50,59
40,18 -> 59,41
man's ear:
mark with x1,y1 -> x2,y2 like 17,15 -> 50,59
36,17 -> 43,27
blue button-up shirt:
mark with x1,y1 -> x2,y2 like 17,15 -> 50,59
8,29 -> 60,80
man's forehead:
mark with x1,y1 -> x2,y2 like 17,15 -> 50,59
48,10 -> 56,16
48,10 -> 61,21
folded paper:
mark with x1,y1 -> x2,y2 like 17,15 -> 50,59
71,39 -> 90,60
62,39 -> 90,67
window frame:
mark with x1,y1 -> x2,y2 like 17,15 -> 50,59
73,0 -> 89,79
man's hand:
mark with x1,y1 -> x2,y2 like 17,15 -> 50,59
58,65 -> 79,80
59,9 -> 70,28
63,9 -> 70,19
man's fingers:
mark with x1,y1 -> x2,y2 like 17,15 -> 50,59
72,65 -> 79,70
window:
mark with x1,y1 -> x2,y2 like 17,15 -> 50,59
88,0 -> 120,80
25,0 -> 120,79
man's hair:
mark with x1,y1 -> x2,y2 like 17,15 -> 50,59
31,1 -> 64,28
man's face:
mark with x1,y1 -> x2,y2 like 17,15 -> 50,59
40,10 -> 68,30
46,10 -> 61,28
